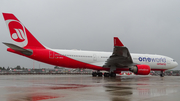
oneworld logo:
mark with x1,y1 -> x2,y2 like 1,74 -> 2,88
138,57 -> 166,63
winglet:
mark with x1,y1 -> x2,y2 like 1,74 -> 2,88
114,37 -> 124,46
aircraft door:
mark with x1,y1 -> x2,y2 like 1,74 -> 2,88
49,51 -> 54,59
93,54 -> 97,61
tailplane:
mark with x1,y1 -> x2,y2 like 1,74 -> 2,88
2,13 -> 45,49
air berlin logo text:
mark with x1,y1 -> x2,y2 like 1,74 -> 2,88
139,69 -> 149,71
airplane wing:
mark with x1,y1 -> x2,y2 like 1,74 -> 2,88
3,42 -> 33,56
103,37 -> 136,68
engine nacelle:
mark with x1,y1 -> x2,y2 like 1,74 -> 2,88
129,64 -> 151,75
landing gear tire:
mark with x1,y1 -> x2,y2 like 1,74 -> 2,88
160,73 -> 164,77
160,71 -> 165,77
160,74 -> 164,77
92,72 -> 97,77
97,72 -> 103,77
104,73 -> 110,77
110,72 -> 116,77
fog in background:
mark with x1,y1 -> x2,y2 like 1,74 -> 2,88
0,0 -> 180,69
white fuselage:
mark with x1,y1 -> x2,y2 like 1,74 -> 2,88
51,49 -> 178,70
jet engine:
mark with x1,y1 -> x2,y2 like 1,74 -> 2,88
129,64 -> 150,75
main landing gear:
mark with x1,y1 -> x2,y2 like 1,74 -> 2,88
160,71 -> 165,77
92,71 -> 116,77
92,71 -> 102,77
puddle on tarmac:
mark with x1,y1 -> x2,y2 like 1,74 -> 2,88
0,75 -> 180,101
7,93 -> 61,101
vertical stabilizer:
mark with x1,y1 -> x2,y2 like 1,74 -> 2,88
2,13 -> 45,49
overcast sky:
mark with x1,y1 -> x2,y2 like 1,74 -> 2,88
0,0 -> 180,69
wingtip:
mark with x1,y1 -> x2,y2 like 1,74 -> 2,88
114,37 -> 124,46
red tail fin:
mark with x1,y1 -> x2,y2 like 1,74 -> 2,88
2,13 -> 45,49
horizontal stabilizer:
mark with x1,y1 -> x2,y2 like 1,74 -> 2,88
3,42 -> 33,56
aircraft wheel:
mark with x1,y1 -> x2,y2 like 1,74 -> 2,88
104,73 -> 110,77
160,71 -> 165,77
160,73 -> 164,77
110,72 -> 116,77
97,72 -> 103,77
92,72 -> 97,77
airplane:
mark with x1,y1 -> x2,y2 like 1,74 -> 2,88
2,13 -> 178,77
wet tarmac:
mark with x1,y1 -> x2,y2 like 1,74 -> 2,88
0,75 -> 180,101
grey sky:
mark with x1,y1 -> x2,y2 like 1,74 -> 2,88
0,0 -> 180,69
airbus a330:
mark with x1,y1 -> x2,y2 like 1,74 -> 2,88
2,13 -> 178,77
